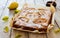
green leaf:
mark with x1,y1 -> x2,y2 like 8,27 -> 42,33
15,34 -> 22,38
54,28 -> 60,33
4,26 -> 9,33
14,9 -> 20,14
2,16 -> 9,22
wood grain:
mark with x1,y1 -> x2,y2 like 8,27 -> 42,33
11,30 -> 28,38
0,0 -> 60,38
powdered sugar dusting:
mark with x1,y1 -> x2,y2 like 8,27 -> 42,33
14,7 -> 52,28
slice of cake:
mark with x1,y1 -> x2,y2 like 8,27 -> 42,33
12,7 -> 52,32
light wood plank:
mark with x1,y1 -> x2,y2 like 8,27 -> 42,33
0,0 -> 17,38
29,33 -> 46,38
55,9 -> 60,26
37,34 -> 46,38
29,33 -> 38,38
11,30 -> 28,38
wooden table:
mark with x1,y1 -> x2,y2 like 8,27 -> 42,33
0,0 -> 60,38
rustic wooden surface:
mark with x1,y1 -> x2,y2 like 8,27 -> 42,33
0,0 -> 60,38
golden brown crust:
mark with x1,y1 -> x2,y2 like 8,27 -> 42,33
33,18 -> 47,24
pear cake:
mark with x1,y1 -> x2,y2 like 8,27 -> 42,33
12,7 -> 52,33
